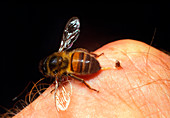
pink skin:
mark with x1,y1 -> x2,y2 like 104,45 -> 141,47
13,39 -> 170,118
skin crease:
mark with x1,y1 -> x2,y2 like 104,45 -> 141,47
12,39 -> 170,118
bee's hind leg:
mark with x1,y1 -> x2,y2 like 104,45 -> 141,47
68,74 -> 99,92
90,52 -> 104,58
74,48 -> 104,58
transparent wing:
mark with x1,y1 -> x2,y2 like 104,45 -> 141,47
58,17 -> 80,52
54,77 -> 72,111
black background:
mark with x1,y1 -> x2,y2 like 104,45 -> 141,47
1,4 -> 170,113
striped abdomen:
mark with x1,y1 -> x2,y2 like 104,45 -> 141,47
70,52 -> 101,75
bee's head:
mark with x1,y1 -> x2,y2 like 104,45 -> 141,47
39,53 -> 64,77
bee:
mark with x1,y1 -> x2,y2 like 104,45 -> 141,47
39,17 -> 102,111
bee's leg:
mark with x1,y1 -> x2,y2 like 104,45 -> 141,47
50,80 -> 61,93
74,48 -> 104,58
50,82 -> 56,93
50,76 -> 61,93
90,52 -> 104,58
50,87 -> 55,93
68,74 -> 99,92
73,48 -> 89,52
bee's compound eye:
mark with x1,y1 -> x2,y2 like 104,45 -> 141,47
49,56 -> 58,69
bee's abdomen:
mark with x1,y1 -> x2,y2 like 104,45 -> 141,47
71,52 -> 101,75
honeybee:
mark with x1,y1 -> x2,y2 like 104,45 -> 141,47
39,17 -> 101,111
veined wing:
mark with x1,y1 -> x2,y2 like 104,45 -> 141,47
58,17 -> 80,52
54,77 -> 72,111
